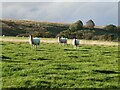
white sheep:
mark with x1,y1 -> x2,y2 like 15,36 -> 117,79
2,35 -> 5,37
72,37 -> 80,48
29,35 -> 40,48
58,36 -> 67,45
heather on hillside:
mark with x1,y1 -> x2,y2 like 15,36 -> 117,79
1,19 -> 119,41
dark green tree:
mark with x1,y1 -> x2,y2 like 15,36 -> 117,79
32,31 -> 42,37
104,24 -> 117,32
57,30 -> 71,38
86,19 -> 95,29
69,20 -> 83,32
117,26 -> 120,31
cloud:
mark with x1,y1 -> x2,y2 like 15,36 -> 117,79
1,0 -> 119,2
0,3 -> 2,18
2,2 -> 118,26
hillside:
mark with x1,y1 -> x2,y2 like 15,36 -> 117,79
1,19 -> 119,41
1,19 -> 69,37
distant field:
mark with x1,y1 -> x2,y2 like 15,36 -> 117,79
0,36 -> 118,46
94,26 -> 105,29
1,40 -> 119,88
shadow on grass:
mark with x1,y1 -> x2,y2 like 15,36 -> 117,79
68,56 -> 78,58
2,55 -> 24,63
102,51 -> 111,53
0,43 -> 6,45
81,55 -> 90,57
35,49 -> 45,51
2,87 -> 51,90
93,70 -> 119,74
2,55 -> 11,59
64,48 -> 80,51
31,57 -> 52,61
54,64 -> 78,70
2,59 -> 23,63
80,49 -> 89,52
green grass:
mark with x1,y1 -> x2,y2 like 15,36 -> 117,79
1,41 -> 119,88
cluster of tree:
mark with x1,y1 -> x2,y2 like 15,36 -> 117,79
57,19 -> 95,39
1,19 -> 119,41
57,30 -> 117,41
17,31 -> 55,38
69,19 -> 95,32
57,30 -> 94,39
57,20 -> 118,41
104,24 -> 118,33
32,31 -> 55,38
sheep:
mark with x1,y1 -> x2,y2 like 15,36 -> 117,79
72,37 -> 80,48
58,36 -> 67,45
29,35 -> 40,48
2,35 -> 5,37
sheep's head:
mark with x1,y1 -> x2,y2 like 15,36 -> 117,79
73,37 -> 77,39
29,34 -> 33,37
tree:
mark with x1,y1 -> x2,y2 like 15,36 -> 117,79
117,26 -> 120,32
43,31 -> 55,38
117,26 -> 120,33
99,34 -> 114,41
104,24 -> 117,32
86,19 -> 95,29
57,30 -> 71,38
69,20 -> 83,32
32,31 -> 42,37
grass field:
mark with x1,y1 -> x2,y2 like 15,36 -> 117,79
0,36 -> 118,46
1,40 -> 119,88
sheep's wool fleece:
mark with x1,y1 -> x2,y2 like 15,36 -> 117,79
33,38 -> 40,43
72,39 -> 79,45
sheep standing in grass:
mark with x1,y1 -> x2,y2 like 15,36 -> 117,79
58,36 -> 67,45
2,35 -> 5,37
72,37 -> 80,48
29,35 -> 40,48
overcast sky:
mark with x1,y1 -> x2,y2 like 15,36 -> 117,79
1,0 -> 119,26
1,0 -> 119,2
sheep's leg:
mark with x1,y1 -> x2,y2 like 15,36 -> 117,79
58,42 -> 62,46
36,44 -> 38,48
76,45 -> 79,49
65,43 -> 67,46
33,45 -> 35,49
74,45 -> 76,49
36,45 -> 38,48
76,46 -> 77,49
31,45 -> 33,49
63,42 -> 66,46
58,42 -> 61,45
30,45 -> 32,49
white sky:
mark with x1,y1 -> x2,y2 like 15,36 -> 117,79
1,0 -> 119,2
1,0 -> 119,26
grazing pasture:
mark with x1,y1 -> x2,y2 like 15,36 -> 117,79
1,39 -> 119,88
